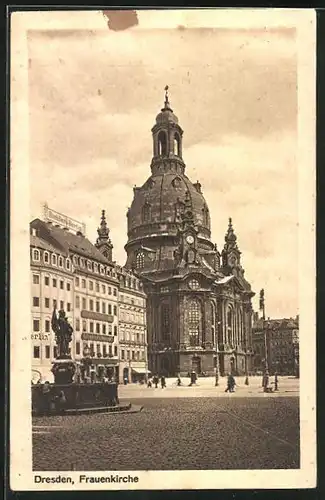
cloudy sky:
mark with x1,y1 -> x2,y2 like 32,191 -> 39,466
27,14 -> 298,318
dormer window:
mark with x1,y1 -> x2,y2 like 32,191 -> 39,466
58,256 -> 64,268
44,252 -> 49,264
51,254 -> 57,266
73,255 -> 78,267
66,258 -> 71,270
33,249 -> 40,261
94,263 -> 98,273
80,258 -> 85,268
87,260 -> 92,271
100,265 -> 104,275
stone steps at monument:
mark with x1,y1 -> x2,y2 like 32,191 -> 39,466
64,403 -> 143,415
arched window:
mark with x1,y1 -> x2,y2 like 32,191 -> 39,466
161,303 -> 171,342
51,254 -> 57,266
44,252 -> 49,264
188,299 -> 201,347
66,258 -> 71,270
210,302 -> 216,345
32,249 -> 40,261
142,202 -> 151,223
173,133 -> 181,156
158,131 -> 167,156
58,256 -> 63,268
227,306 -> 234,345
136,252 -> 144,269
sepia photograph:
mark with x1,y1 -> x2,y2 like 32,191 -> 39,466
10,8 -> 316,491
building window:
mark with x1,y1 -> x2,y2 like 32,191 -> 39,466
90,322 -> 94,333
87,261 -> 92,271
102,284 -> 106,294
76,342 -> 80,355
58,256 -> 64,268
108,324 -> 112,335
96,282 -> 99,293
54,346 -> 58,358
82,279 -> 86,288
96,301 -> 100,313
121,350 -> 125,360
45,298 -> 50,308
44,252 -> 49,264
32,274 -> 40,285
126,350 -> 130,360
108,304 -> 112,315
188,279 -> 200,290
89,300 -> 94,311
33,249 -> 40,261
44,276 -> 49,286
76,296 -> 80,309
73,256 -> 78,267
67,302 -> 71,312
103,344 -> 107,357
113,288 -> 117,297
188,299 -> 201,346
45,320 -> 50,332
96,323 -> 100,334
82,320 -> 87,332
60,300 -> 64,310
33,297 -> 40,307
114,346 -> 118,356
132,350 -> 135,360
60,280 -> 64,290
102,302 -> 106,314
89,281 -> 93,291
75,277 -> 80,287
100,265 -> 104,275
114,325 -> 118,336
136,252 -> 145,269
66,258 -> 71,270
75,318 -> 80,331
80,258 -> 85,268
52,254 -> 57,266
67,282 -> 71,291
108,287 -> 112,295
53,299 -> 57,308
33,346 -> 40,358
82,297 -> 86,310
109,345 -> 112,356
113,305 -> 117,316
45,345 -> 50,359
102,324 -> 106,335
161,304 -> 171,342
52,278 -> 57,288
94,263 -> 98,273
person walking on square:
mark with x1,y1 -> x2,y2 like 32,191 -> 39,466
147,378 -> 152,388
225,373 -> 236,393
161,375 -> 166,389
153,375 -> 159,388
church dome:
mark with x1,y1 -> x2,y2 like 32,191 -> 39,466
127,172 -> 211,242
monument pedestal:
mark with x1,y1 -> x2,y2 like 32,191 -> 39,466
51,358 -> 76,385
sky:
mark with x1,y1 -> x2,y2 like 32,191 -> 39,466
27,15 -> 298,318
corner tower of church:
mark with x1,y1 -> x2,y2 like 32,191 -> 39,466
124,88 -> 255,378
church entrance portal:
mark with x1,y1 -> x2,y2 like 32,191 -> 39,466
192,356 -> 201,374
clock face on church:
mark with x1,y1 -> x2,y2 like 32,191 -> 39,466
186,234 -> 194,245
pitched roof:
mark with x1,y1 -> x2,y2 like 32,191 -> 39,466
30,219 -> 111,265
30,234 -> 65,254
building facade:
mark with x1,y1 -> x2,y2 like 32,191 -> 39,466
252,314 -> 299,375
116,266 -> 148,383
124,90 -> 255,377
30,210 -> 147,384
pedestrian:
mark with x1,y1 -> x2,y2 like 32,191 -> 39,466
147,378 -> 152,388
154,375 -> 159,388
225,373 -> 236,393
161,375 -> 166,388
274,371 -> 279,391
176,375 -> 181,386
189,370 -> 197,386
263,371 -> 270,392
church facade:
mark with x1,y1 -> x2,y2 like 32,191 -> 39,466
124,90 -> 255,377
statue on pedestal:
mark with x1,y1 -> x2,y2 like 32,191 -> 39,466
51,307 -> 75,384
51,307 -> 73,359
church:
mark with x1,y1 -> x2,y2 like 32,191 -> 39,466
124,88 -> 255,377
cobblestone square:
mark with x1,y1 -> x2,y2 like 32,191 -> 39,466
33,390 -> 299,471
